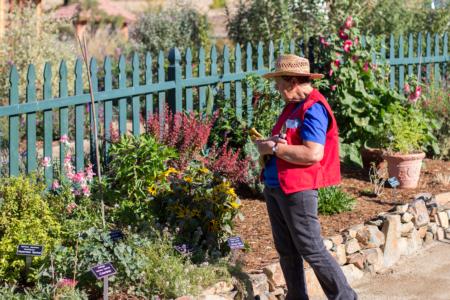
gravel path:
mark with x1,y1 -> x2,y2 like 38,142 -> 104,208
352,240 -> 450,300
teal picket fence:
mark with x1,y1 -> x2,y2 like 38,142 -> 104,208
0,33 -> 448,182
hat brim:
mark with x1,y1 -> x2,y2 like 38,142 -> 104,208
262,71 -> 324,80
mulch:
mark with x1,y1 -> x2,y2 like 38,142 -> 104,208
234,159 -> 450,271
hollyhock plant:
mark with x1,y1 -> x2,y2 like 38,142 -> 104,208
42,156 -> 51,168
343,40 -> 353,52
344,16 -> 353,29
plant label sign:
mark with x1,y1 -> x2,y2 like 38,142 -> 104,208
91,262 -> 117,280
227,236 -> 244,250
174,244 -> 194,255
388,177 -> 400,188
109,230 -> 124,242
16,245 -> 44,256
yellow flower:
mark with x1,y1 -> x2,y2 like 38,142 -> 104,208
147,186 -> 157,196
184,176 -> 193,183
230,201 -> 240,209
199,167 -> 209,174
225,187 -> 237,198
163,167 -> 179,177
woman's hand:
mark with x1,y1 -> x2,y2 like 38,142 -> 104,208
255,134 -> 288,155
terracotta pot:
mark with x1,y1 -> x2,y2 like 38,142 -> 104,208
383,152 -> 426,189
360,147 -> 384,171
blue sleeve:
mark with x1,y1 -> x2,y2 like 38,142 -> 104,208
301,103 -> 329,145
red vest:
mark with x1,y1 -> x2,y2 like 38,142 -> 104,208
271,89 -> 341,194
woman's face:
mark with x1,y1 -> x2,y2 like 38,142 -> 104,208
274,77 -> 310,102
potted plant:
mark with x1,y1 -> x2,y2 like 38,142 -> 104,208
378,101 -> 431,189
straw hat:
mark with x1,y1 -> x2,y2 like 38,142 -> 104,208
263,54 -> 324,80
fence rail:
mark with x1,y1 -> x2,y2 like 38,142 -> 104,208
0,32 -> 448,182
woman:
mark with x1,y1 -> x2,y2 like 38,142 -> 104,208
255,54 -> 357,300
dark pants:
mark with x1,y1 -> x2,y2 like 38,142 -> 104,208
264,186 -> 357,300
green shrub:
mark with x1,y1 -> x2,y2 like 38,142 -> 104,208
153,164 -> 243,255
106,134 -> 177,226
139,234 -> 231,298
0,175 -> 61,284
318,186 -> 355,215
131,5 -> 209,54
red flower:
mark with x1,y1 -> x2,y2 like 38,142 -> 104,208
363,61 -> 370,72
320,37 -> 330,47
344,16 -> 353,29
404,83 -> 411,94
343,40 -> 353,52
339,28 -> 349,40
331,85 -> 337,91
334,59 -> 340,68
329,69 -> 334,77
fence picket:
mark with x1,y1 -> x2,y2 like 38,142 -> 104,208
434,33 -> 440,87
145,53 -> 153,122
74,58 -> 84,172
444,33 -> 448,88
398,35 -> 405,93
43,63 -> 53,184
132,53 -> 141,135
269,41 -> 275,70
235,44 -> 243,119
389,34 -> 396,89
26,65 -> 37,173
9,66 -> 19,176
246,42 -> 253,125
289,39 -> 295,54
58,61 -> 68,175
89,58 -> 99,166
426,32 -> 431,82
417,33 -> 423,80
185,48 -> 193,112
223,45 -> 231,99
103,56 -> 113,160
158,51 -> 165,126
278,40 -> 284,55
407,33 -> 414,78
118,55 -> 127,135
198,47 -> 206,112
257,41 -> 264,70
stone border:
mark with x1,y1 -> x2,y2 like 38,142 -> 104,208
180,192 -> 450,300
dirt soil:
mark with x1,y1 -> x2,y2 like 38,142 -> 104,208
234,159 -> 450,271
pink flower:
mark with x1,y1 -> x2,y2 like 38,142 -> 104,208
85,164 -> 95,181
334,59 -> 340,68
404,83 -> 411,94
320,37 -> 330,47
329,69 -> 334,77
354,37 -> 359,46
344,16 -> 353,29
42,157 -> 51,168
60,134 -> 69,144
339,28 -> 349,40
66,202 -> 78,214
57,278 -> 78,288
72,172 -> 85,184
331,85 -> 337,91
363,61 -> 370,72
81,185 -> 91,197
343,40 -> 353,52
408,87 -> 422,103
52,180 -> 60,190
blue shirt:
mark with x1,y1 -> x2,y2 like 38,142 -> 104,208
263,102 -> 329,188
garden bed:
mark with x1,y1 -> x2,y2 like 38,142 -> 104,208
235,159 -> 450,271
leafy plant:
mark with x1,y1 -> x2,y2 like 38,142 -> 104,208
318,186 -> 355,215
106,134 -> 177,226
131,5 -> 209,54
153,164 -> 243,255
0,175 -> 61,284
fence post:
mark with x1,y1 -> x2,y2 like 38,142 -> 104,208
168,47 -> 182,114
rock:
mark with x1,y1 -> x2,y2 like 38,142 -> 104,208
427,222 -> 438,234
345,238 -> 361,254
263,262 -> 285,288
382,214 -> 401,267
323,239 -> 333,250
400,222 -> 415,235
200,295 -> 231,300
401,212 -> 413,223
329,234 -> 344,246
249,273 -> 269,296
304,268 -> 325,298
436,211 -> 449,229
366,225 -> 385,248
447,210 -> 450,219
436,227 -> 445,240
335,244 -> 347,265
367,219 -> 384,227
341,264 -> 364,284
424,232 -> 434,245
414,192 -> 433,202
429,206 -> 438,217
271,288 -> 284,296
445,229 -> 450,240
201,281 -> 234,295
408,200 -> 430,228
398,237 -> 408,256
346,224 -> 364,239
406,228 -> 423,254
418,226 -> 427,239
396,204 -> 409,213
435,192 -> 450,207
346,253 -> 365,270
